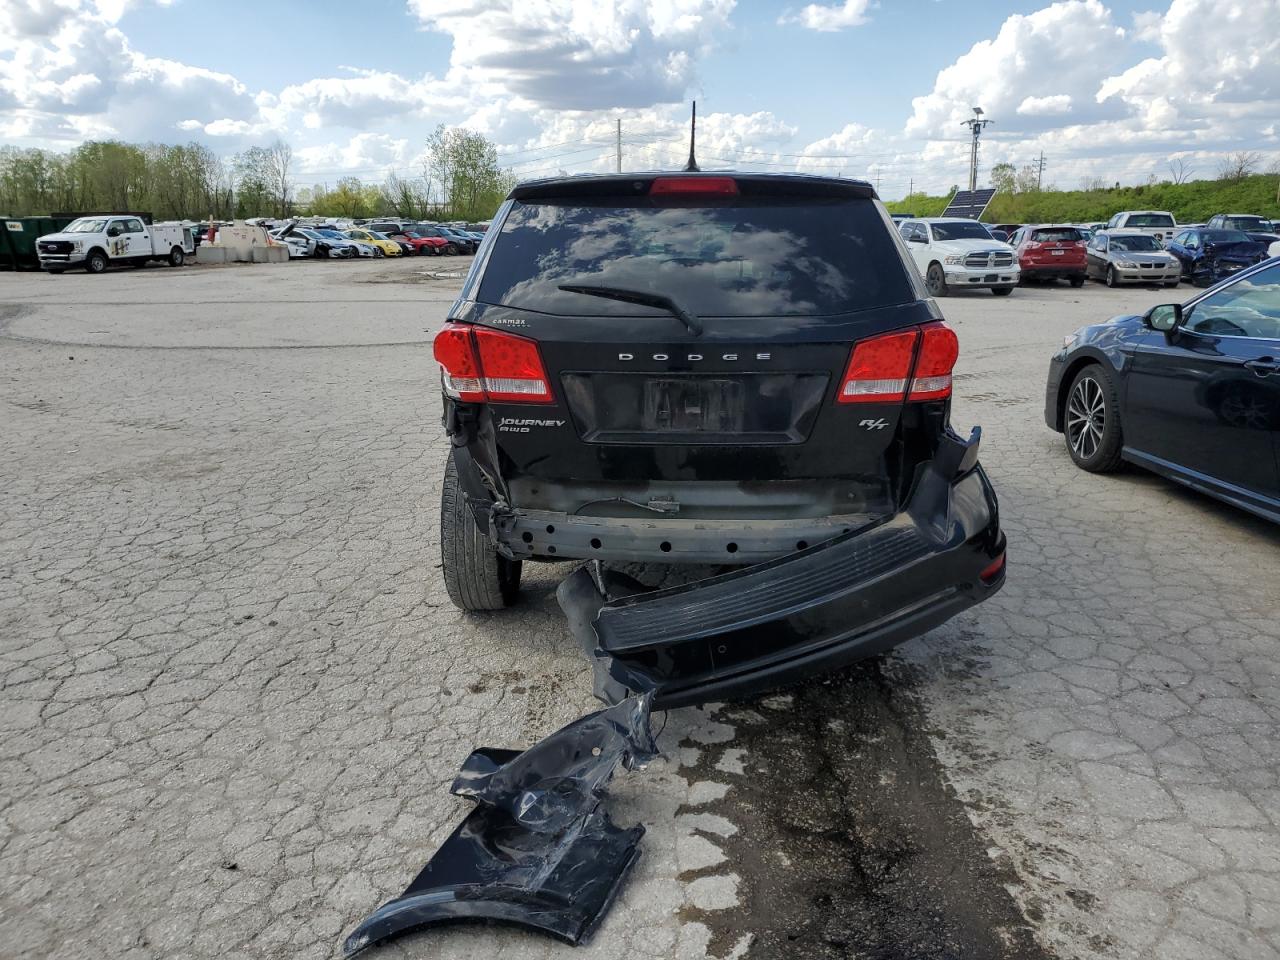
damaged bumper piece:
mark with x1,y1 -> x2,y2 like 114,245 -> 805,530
342,694 -> 657,956
559,428 -> 1006,708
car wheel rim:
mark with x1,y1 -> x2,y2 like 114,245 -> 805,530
1066,376 -> 1105,459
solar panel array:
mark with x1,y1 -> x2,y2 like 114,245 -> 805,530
940,189 -> 997,220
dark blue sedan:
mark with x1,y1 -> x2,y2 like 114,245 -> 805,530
1165,228 -> 1268,286
1045,258 -> 1280,523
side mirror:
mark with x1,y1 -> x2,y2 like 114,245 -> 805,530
907,234 -> 926,243
107,226 -> 121,237
1144,303 -> 1182,332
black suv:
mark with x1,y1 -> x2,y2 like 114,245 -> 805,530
434,173 -> 1006,706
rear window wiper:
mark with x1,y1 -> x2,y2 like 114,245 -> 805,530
557,283 -> 703,336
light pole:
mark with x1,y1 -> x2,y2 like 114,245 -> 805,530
961,107 -> 991,193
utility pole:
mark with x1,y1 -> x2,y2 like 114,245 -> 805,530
1035,151 -> 1046,190
908,177 -> 913,197
961,106 -> 991,192
616,118 -> 622,174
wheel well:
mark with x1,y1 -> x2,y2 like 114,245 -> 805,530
1055,357 -> 1103,431
87,246 -> 106,259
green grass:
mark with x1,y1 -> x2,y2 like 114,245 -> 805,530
884,174 -> 1280,224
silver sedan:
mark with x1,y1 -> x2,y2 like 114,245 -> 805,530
1085,230 -> 1182,287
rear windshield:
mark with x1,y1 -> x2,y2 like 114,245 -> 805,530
1032,228 -> 1082,242
930,221 -> 991,241
1126,213 -> 1175,227
1109,235 -> 1160,251
1222,216 -> 1265,230
478,199 -> 914,317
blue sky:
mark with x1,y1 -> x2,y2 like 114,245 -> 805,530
3,0 -> 1277,199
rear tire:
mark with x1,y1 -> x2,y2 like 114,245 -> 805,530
991,286 -> 1013,296
1064,364 -> 1124,473
1069,275 -> 1085,288
168,246 -> 184,267
440,450 -> 521,611
926,262 -> 948,297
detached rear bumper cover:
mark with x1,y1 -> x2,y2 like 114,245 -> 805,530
342,695 -> 657,955
559,428 -> 1004,708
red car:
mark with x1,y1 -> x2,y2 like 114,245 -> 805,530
391,230 -> 449,256
1008,224 -> 1087,286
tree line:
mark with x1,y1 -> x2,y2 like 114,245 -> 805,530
0,125 -> 514,223
887,164 -> 1280,224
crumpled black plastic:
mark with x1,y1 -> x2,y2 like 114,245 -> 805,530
342,692 -> 657,955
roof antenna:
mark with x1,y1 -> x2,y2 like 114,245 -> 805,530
684,100 -> 700,172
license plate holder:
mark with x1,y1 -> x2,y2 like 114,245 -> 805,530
643,378 -> 744,433
1051,249 -> 1065,256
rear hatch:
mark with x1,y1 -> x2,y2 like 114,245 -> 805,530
445,174 -> 953,517
1023,227 -> 1085,266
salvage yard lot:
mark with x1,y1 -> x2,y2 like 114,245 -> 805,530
2,258 -> 1278,960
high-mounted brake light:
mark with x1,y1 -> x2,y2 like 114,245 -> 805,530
474,327 -> 553,403
432,322 -> 554,405
433,323 -> 485,402
837,329 -> 918,403
650,176 -> 739,196
908,322 -> 959,401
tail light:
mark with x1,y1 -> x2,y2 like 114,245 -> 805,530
433,324 -> 485,402
1024,241 -> 1042,250
433,322 -> 553,404
980,551 -> 1006,584
908,322 -> 959,401
837,322 -> 958,404
837,330 -> 917,403
474,327 -> 553,403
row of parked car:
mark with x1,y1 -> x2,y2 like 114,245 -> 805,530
264,220 -> 486,260
891,211 -> 1280,295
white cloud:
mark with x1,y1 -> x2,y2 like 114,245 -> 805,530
1017,94 -> 1072,116
0,0 -> 262,142
407,0 -> 735,110
906,0 -> 1129,138
295,133 -> 417,181
779,0 -> 873,32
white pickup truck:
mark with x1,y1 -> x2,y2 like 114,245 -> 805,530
37,216 -> 195,274
1102,210 -> 1178,245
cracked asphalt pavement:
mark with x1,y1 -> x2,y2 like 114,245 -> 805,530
2,258 -> 1278,960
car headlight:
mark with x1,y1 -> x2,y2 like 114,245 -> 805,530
944,255 -> 964,265
1116,260 -> 1139,268
71,240 -> 82,252
1063,334 -> 1077,348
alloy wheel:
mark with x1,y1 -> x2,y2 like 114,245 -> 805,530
1066,376 -> 1105,459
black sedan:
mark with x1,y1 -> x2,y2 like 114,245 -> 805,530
1045,258 -> 1280,523
1165,228 -> 1268,286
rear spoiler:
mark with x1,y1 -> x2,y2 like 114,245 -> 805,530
509,172 -> 877,203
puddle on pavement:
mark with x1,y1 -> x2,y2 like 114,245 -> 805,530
684,661 -> 1054,960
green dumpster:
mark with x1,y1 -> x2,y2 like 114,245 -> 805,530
1,215 -> 78,270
